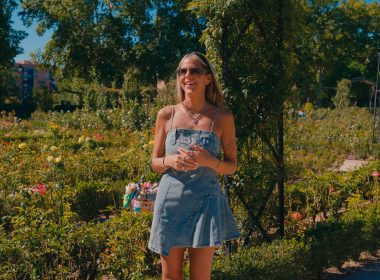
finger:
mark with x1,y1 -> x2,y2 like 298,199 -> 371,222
181,156 -> 198,165
177,149 -> 190,157
177,147 -> 192,156
186,154 -> 199,164
175,157 -> 197,168
177,150 -> 198,165
176,162 -> 197,171
190,144 -> 204,152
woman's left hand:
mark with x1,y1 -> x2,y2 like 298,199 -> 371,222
177,145 -> 217,168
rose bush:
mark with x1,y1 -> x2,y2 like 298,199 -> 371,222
0,105 -> 379,279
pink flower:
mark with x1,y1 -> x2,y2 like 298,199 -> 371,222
31,183 -> 47,195
143,181 -> 151,188
94,134 -> 105,141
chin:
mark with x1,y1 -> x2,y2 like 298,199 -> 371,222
184,88 -> 201,95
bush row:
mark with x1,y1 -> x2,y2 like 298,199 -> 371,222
2,199 -> 378,279
212,201 -> 380,280
0,210 -> 160,280
285,160 -> 380,228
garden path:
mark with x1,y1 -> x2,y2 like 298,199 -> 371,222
339,261 -> 380,279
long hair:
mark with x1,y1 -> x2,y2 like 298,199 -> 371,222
175,52 -> 224,107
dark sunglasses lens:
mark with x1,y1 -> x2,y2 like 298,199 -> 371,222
178,68 -> 187,75
178,67 -> 205,76
190,68 -> 203,75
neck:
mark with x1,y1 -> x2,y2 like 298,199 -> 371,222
183,96 -> 207,113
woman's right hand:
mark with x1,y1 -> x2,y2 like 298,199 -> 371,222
165,153 -> 198,171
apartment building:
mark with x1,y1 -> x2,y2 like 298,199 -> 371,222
13,60 -> 57,100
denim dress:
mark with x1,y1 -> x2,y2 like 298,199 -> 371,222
148,108 -> 240,257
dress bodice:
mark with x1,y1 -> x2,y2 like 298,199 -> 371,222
164,128 -> 220,179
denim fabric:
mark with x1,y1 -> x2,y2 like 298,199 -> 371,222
148,128 -> 240,256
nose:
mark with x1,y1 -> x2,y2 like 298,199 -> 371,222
185,70 -> 193,77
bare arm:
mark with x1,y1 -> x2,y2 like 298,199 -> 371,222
211,110 -> 237,175
151,106 -> 171,173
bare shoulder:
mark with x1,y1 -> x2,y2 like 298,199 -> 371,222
157,105 -> 174,121
214,108 -> 235,139
217,107 -> 234,122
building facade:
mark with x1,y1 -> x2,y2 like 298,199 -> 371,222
13,60 -> 57,101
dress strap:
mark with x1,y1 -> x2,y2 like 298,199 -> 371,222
170,105 -> 175,130
210,109 -> 218,132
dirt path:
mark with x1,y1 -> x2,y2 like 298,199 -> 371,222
322,252 -> 380,280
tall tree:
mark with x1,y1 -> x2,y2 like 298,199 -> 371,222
0,0 -> 26,67
189,0 -> 293,241
20,0 -> 204,89
0,0 -> 26,104
20,0 -> 131,87
293,0 -> 380,106
121,0 -> 205,87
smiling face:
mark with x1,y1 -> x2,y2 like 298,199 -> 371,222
178,56 -> 212,98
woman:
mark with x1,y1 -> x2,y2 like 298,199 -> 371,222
149,52 -> 240,280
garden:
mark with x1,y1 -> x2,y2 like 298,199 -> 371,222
1,100 -> 380,279
1,0 -> 380,279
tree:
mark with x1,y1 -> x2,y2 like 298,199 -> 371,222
0,0 -> 26,105
333,79 -> 352,109
189,0 -> 293,241
20,0 -> 131,87
293,0 -> 380,106
121,0 -> 205,88
20,0 -> 204,91
0,0 -> 26,67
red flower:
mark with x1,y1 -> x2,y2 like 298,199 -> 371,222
291,212 -> 303,221
31,183 -> 47,195
95,134 -> 105,141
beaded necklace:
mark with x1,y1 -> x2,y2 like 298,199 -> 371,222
182,102 -> 208,125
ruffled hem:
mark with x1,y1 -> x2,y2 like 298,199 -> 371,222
148,233 -> 240,256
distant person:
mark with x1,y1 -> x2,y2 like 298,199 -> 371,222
149,52 -> 240,280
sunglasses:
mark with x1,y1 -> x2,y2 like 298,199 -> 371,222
177,67 -> 208,76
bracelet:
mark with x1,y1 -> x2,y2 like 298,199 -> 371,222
162,156 -> 167,168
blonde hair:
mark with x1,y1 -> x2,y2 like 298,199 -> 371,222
175,52 -> 224,107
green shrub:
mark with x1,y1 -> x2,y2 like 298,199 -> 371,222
0,207 -> 159,279
212,202 -> 380,280
332,79 -> 353,109
71,181 -> 118,221
212,239 -> 312,280
303,219 -> 365,275
98,212 -> 159,279
342,201 -> 380,252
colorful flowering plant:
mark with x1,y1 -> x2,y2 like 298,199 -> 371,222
123,181 -> 158,213
31,182 -> 47,195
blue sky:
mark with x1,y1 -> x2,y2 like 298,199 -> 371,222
12,7 -> 53,62
11,0 -> 380,62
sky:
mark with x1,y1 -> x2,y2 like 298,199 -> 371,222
11,0 -> 380,62
12,7 -> 53,62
